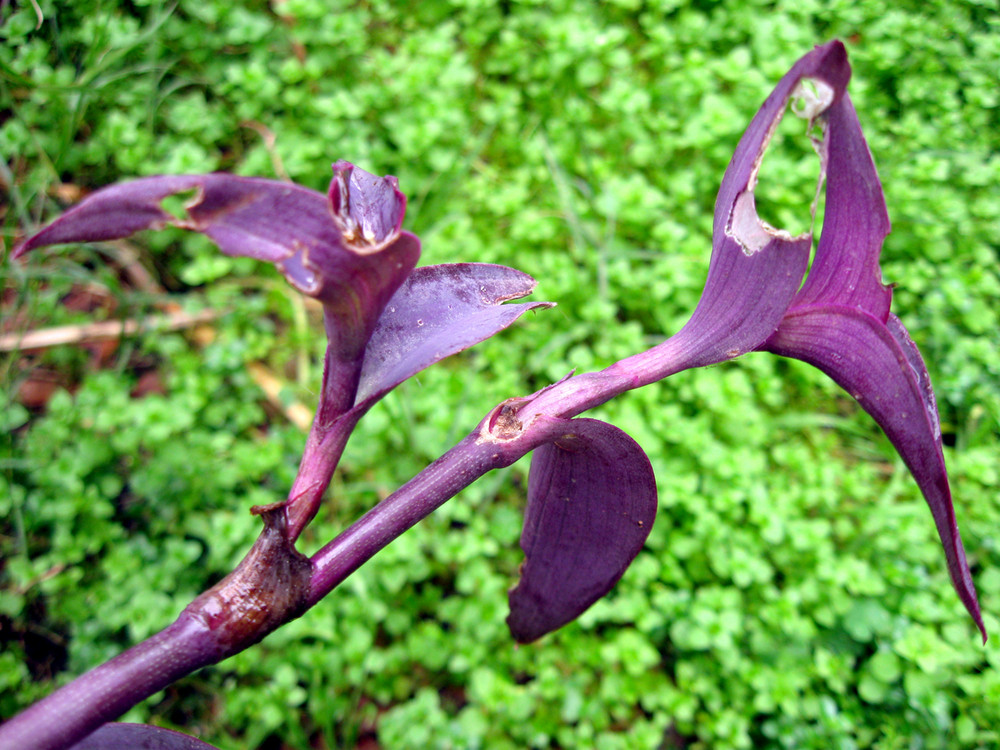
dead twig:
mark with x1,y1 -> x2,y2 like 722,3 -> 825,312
0,309 -> 220,352
247,361 -> 314,432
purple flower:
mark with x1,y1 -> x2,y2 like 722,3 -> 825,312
13,163 -> 553,537
667,40 -> 984,640
501,40 -> 984,644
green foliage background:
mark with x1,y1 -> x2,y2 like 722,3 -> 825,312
2,1 -> 998,748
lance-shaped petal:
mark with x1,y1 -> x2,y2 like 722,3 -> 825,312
12,164 -> 420,361
68,723 -> 219,749
355,263 -> 554,408
756,43 -> 985,640
507,416 -> 657,643
765,310 -> 983,639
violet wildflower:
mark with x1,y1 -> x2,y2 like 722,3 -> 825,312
13,163 -> 552,536
497,40 -> 984,642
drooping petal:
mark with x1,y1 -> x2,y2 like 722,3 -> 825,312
68,723 -> 219,750
507,417 -> 657,643
355,264 -> 553,407
11,168 -> 422,368
664,42 -> 852,368
766,307 -> 985,641
12,175 -> 207,255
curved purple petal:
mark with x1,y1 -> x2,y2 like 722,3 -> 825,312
766,306 -> 985,641
12,174 -> 343,295
311,162 -> 421,345
11,176 -> 206,257
507,417 -> 657,643
355,263 -> 553,406
13,174 -> 338,267
665,42 -> 851,367
68,723 -> 219,750
790,88 -> 892,317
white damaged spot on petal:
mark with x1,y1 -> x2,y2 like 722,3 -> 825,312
791,78 -> 835,126
727,77 -> 834,256
725,190 -> 805,255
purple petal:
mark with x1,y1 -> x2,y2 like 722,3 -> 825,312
67,723 -> 219,750
13,175 -> 207,257
13,174 -> 337,265
667,42 -> 851,366
12,174 -> 344,295
307,162 -> 420,336
789,87 -> 892,317
766,306 -> 985,641
355,263 -> 553,406
507,417 -> 657,643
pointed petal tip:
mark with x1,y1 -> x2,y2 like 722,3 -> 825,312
10,239 -> 31,260
767,307 -> 986,642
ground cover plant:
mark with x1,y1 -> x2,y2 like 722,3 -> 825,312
2,2 -> 999,749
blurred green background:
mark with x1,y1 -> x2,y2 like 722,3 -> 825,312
2,1 -> 998,748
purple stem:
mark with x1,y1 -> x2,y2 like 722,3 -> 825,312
306,337 -> 697,603
0,617 -> 223,750
285,310 -> 367,540
306,431 -> 513,606
0,332 -> 734,750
